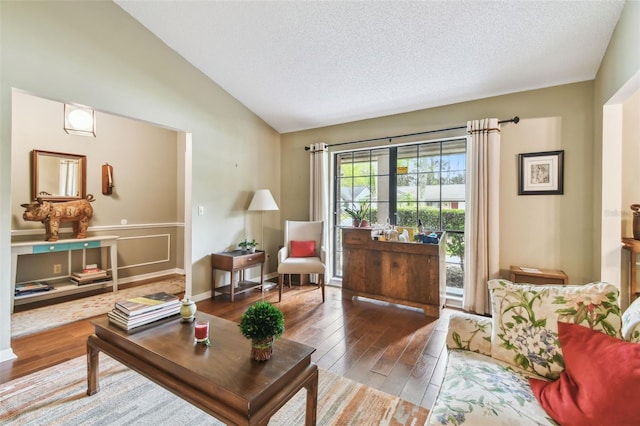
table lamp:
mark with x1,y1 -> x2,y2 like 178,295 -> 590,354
248,189 -> 279,254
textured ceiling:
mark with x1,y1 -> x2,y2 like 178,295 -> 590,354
115,0 -> 625,133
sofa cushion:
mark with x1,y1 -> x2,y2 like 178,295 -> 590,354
488,280 -> 621,379
529,321 -> 640,426
426,349 -> 556,425
446,312 -> 492,356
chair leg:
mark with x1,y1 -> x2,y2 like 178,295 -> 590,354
278,274 -> 284,302
320,274 -> 325,303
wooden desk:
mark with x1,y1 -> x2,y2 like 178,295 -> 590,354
622,238 -> 640,301
509,265 -> 568,285
211,250 -> 265,302
87,314 -> 318,425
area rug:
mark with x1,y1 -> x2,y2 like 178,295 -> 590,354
0,354 -> 430,425
11,276 -> 185,338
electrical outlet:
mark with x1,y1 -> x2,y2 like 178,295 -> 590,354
198,206 -> 205,216
53,264 -> 62,274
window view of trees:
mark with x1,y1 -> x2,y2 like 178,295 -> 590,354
334,138 -> 466,294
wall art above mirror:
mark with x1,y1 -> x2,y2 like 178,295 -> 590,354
32,149 -> 86,201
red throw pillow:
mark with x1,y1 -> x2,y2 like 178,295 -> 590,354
529,321 -> 640,426
290,240 -> 316,257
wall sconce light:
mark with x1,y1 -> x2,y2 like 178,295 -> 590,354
64,104 -> 96,137
102,163 -> 114,195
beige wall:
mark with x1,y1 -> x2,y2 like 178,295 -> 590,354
282,82 -> 595,284
11,92 -> 185,279
622,90 -> 640,237
0,1 -> 280,360
593,0 -> 640,289
11,91 -> 180,230
282,1 -> 640,291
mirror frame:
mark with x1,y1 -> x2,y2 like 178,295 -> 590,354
32,149 -> 87,201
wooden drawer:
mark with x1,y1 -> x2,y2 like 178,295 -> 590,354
233,251 -> 265,269
32,239 -> 101,253
342,228 -> 371,245
211,250 -> 265,270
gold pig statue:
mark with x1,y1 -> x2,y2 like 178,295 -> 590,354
21,194 -> 95,242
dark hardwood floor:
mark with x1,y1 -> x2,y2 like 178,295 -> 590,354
1,283 -> 450,410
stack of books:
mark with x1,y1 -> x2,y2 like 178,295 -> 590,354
71,264 -> 110,286
15,281 -> 54,296
108,292 -> 181,331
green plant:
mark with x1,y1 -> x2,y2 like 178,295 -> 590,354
239,239 -> 258,249
344,201 -> 370,221
238,301 -> 285,341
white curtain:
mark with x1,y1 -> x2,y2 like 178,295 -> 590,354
463,118 -> 501,315
309,142 -> 329,281
309,143 -> 329,223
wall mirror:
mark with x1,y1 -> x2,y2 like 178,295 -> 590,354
32,149 -> 86,201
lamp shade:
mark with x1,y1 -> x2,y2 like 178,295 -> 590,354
248,189 -> 279,211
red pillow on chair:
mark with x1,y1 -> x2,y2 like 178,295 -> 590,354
290,240 -> 316,257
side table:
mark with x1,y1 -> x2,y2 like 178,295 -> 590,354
622,238 -> 640,301
509,265 -> 568,285
211,250 -> 265,302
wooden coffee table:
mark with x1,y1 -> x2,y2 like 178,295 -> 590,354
87,313 -> 318,425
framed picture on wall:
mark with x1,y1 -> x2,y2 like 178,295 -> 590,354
518,150 -> 564,195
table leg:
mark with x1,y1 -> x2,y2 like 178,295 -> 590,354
211,267 -> 217,300
631,250 -> 638,301
86,336 -> 100,396
10,251 -> 18,313
106,243 -> 118,292
230,270 -> 236,303
305,368 -> 318,426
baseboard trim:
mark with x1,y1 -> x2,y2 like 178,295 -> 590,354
118,268 -> 185,285
0,348 -> 18,363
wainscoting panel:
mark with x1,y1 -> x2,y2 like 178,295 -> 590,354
117,234 -> 171,269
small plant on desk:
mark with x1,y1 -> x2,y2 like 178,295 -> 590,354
239,239 -> 258,252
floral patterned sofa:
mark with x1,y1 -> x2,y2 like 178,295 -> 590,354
426,280 -> 640,426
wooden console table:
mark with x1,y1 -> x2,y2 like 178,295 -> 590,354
341,227 -> 445,317
622,237 -> 640,301
11,235 -> 119,310
211,250 -> 265,302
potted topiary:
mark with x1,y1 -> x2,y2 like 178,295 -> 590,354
238,301 -> 285,361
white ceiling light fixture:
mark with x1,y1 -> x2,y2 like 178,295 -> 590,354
64,104 -> 96,137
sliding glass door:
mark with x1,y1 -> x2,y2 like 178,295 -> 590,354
333,137 -> 467,297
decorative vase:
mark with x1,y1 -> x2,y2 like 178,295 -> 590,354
249,246 -> 256,253
251,336 -> 274,361
180,298 -> 197,322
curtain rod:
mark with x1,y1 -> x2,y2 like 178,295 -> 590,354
305,116 -> 519,151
